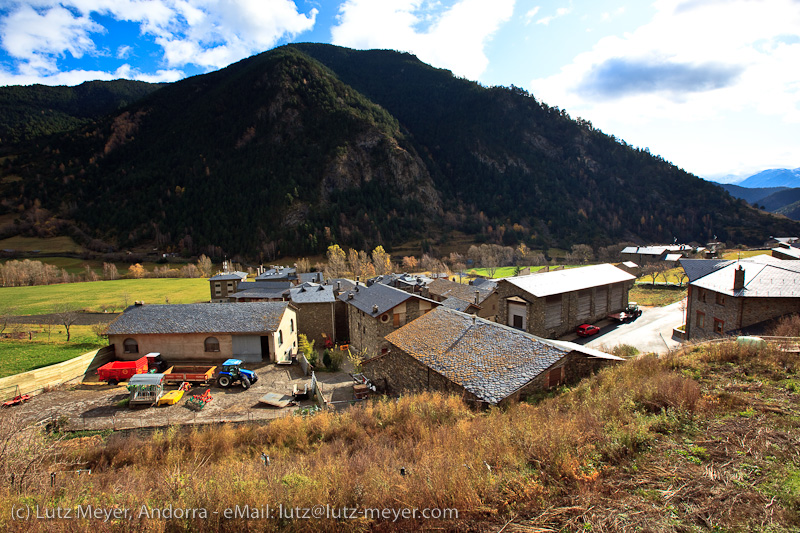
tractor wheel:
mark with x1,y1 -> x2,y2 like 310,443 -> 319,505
218,375 -> 232,388
241,377 -> 251,390
107,379 -> 118,386
250,373 -> 258,383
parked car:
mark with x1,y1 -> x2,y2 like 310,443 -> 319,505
576,324 -> 601,337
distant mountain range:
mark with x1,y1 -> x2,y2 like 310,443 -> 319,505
0,44 -> 798,258
720,183 -> 800,221
738,168 -> 800,188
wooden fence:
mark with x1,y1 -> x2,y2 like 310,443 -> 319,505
0,345 -> 114,401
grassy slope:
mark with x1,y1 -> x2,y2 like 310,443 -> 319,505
1,278 -> 210,315
0,325 -> 106,378
1,340 -> 798,531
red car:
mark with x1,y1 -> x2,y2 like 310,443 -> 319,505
576,324 -> 600,337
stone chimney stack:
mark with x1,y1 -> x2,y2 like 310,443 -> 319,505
733,265 -> 745,291
475,290 -> 480,305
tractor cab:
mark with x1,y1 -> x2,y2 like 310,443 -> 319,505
217,359 -> 258,389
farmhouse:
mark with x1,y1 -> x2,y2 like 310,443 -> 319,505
105,302 -> 298,364
423,277 -> 499,322
338,282 -> 439,356
682,256 -> 800,339
361,307 -> 622,406
496,263 -> 636,338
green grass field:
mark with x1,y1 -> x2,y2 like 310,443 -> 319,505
1,278 -> 210,315
722,249 -> 770,260
468,264 -> 581,278
630,286 -> 687,307
0,325 -> 107,378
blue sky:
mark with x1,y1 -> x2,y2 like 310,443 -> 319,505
0,0 -> 799,181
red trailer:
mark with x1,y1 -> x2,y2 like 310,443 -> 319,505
163,365 -> 217,384
97,356 -> 149,385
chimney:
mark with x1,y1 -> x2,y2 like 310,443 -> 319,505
475,290 -> 480,305
372,304 -> 379,313
347,293 -> 354,300
337,281 -> 341,291
733,265 -> 745,291
134,301 -> 144,306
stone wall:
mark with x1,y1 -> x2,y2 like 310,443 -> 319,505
345,298 -> 435,358
109,332 -> 236,362
295,302 -> 335,347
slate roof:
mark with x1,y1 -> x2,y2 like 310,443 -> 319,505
289,284 -> 335,304
105,302 -> 289,335
383,307 -> 621,404
773,247 -> 800,259
690,257 -> 800,298
256,267 -> 297,280
440,297 -> 479,312
679,258 -> 733,283
338,282 -> 437,317
427,278 -> 495,304
228,288 -> 288,300
299,272 -> 324,283
208,271 -> 248,281
501,264 -> 635,298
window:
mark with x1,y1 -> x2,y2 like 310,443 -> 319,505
714,318 -> 724,334
204,336 -> 220,352
214,282 -> 221,296
227,281 -> 233,291
696,311 -> 705,329
715,293 -> 725,306
278,330 -> 284,346
697,288 -> 706,302
123,338 -> 139,354
513,315 -> 523,329
547,366 -> 565,388
290,319 -> 294,333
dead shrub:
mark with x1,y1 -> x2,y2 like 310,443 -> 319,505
768,314 -> 800,337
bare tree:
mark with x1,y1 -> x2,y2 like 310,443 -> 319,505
196,254 -> 213,277
642,263 -> 668,288
0,305 -> 18,335
53,304 -> 80,342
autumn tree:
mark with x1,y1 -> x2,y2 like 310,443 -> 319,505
371,246 -> 392,276
401,256 -> 418,272
128,263 -> 145,279
566,244 -> 594,264
324,244 -> 347,279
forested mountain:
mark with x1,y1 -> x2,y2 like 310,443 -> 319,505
0,44 -> 797,259
0,80 -> 163,144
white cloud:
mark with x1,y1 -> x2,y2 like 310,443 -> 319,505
0,64 -> 184,86
535,6 -> 571,26
331,0 -> 515,80
529,0 -> 800,175
524,6 -> 540,25
0,0 -> 318,84
116,45 -> 132,59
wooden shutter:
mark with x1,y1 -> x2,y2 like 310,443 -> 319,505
545,295 -> 562,329
577,290 -> 591,320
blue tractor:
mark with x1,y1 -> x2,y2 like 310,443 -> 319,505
217,359 -> 258,389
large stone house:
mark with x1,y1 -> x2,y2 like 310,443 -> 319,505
423,278 -> 499,322
338,282 -> 439,356
496,263 -> 636,338
208,271 -> 248,303
361,307 -> 622,406
681,256 -> 800,339
105,302 -> 298,364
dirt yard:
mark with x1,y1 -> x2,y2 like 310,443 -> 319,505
9,361 -> 359,431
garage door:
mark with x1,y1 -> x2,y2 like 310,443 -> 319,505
545,295 -> 562,329
595,287 -> 608,316
609,284 -> 623,311
577,290 -> 591,320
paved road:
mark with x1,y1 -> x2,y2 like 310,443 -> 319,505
562,300 -> 686,355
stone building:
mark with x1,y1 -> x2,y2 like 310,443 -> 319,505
496,263 -> 636,338
208,271 -> 248,303
682,256 -> 800,339
105,302 -> 298,364
361,307 -> 622,406
423,278 -> 499,322
338,282 -> 439,357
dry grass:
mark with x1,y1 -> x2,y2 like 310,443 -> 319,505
1,343 -> 799,532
